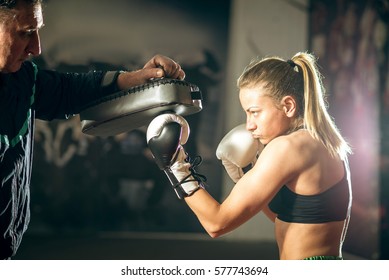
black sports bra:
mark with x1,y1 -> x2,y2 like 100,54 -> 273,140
268,171 -> 351,223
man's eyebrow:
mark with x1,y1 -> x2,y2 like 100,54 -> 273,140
23,23 -> 45,31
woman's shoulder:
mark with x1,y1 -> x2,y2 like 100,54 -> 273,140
268,129 -> 316,150
265,130 -> 323,165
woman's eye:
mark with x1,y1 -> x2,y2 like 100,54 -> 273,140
251,111 -> 259,117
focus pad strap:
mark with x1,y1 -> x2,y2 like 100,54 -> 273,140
148,122 -> 182,170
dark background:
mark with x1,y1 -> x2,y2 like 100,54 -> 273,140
11,0 -> 389,260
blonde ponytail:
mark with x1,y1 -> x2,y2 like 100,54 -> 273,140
292,52 -> 352,159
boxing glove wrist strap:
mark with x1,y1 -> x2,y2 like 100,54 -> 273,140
172,155 -> 207,197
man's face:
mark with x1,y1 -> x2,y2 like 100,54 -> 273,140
0,2 -> 43,73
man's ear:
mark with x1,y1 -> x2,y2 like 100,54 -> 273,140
281,95 -> 297,117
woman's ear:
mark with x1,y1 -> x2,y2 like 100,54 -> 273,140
281,96 -> 297,117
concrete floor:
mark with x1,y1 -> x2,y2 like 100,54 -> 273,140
13,232 -> 278,260
13,232 -> 364,260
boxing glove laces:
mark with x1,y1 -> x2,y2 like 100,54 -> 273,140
146,113 -> 206,199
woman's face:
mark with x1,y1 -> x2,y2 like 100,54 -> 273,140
239,85 -> 292,145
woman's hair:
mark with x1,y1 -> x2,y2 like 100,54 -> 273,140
237,51 -> 352,159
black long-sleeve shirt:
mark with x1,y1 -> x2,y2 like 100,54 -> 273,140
0,61 -> 117,259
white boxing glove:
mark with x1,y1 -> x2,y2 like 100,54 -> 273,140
216,124 -> 263,183
147,113 -> 205,199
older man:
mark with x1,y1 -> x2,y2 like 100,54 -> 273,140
0,0 -> 185,259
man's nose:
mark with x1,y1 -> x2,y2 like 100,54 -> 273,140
27,32 -> 41,56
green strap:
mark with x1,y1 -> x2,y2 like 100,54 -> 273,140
0,62 -> 37,147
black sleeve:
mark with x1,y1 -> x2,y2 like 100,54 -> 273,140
34,66 -> 119,120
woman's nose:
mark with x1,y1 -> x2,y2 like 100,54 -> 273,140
246,118 -> 256,132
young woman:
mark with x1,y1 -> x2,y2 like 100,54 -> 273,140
147,51 -> 352,260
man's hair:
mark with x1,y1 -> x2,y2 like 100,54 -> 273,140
0,0 -> 41,22
0,0 -> 41,8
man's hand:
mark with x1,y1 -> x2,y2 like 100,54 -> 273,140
143,54 -> 185,80
117,54 -> 185,90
